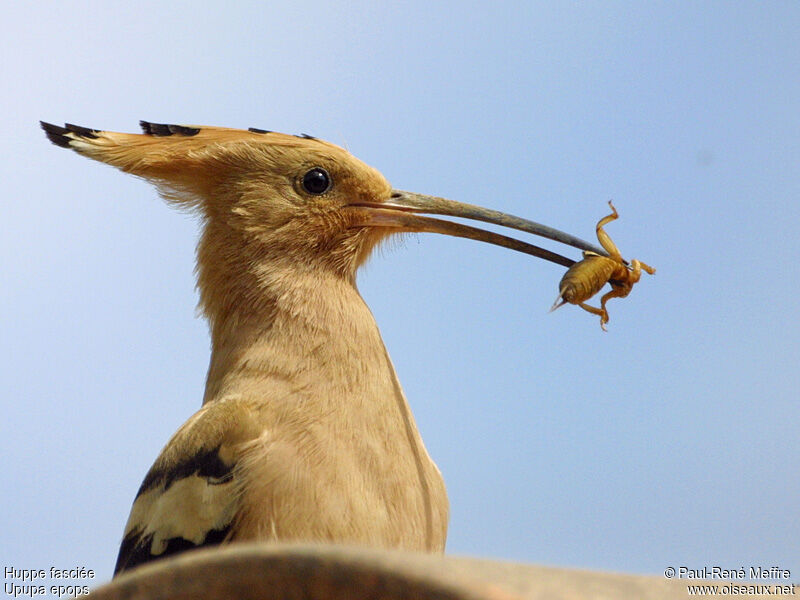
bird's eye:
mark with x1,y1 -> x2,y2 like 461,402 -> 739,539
302,167 -> 331,195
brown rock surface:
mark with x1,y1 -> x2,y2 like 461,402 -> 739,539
89,543 -> 785,599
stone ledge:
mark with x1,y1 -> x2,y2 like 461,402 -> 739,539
90,543 -> 784,600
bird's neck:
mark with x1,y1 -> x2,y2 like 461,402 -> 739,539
201,264 -> 395,410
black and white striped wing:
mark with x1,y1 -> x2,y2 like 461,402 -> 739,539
114,398 -> 256,575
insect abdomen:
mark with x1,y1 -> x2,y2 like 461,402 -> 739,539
558,255 -> 618,304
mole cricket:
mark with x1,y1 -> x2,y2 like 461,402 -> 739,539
551,201 -> 655,331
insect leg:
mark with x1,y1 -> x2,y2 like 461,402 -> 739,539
595,201 -> 623,261
577,302 -> 609,331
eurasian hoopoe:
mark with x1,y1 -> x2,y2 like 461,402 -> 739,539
41,121 -> 601,575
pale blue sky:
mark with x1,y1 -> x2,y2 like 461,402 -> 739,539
2,1 -> 798,587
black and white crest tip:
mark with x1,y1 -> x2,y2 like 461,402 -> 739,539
40,121 -> 100,147
139,121 -> 201,137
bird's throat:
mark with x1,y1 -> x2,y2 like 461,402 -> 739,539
202,268 -> 387,409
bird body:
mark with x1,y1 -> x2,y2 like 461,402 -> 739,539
42,121 -> 601,575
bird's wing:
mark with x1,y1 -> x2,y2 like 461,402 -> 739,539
114,396 -> 262,575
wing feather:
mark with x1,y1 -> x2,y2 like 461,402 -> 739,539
114,396 -> 262,575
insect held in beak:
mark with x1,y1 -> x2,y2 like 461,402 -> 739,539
551,201 -> 655,331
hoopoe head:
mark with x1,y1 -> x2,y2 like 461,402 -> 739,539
42,121 -> 603,327
42,122 -> 393,271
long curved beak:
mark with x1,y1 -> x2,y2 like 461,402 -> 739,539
349,190 -> 607,268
